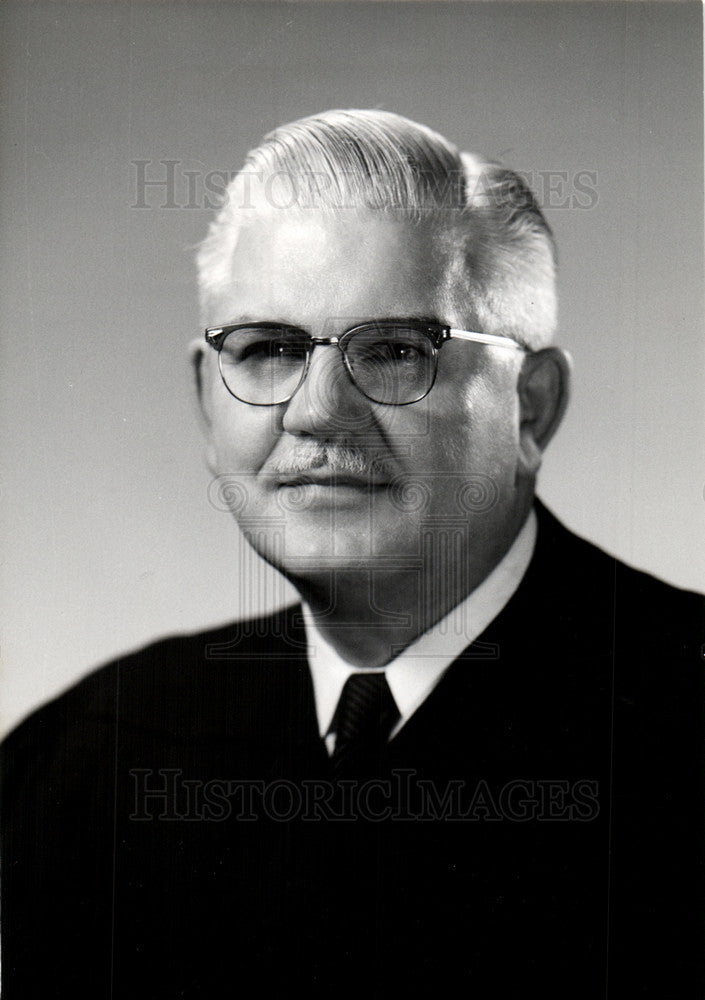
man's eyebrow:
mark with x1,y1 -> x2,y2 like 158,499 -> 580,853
216,315 -> 446,330
219,317 -> 302,328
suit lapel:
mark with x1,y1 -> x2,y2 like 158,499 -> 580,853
386,500 -> 617,777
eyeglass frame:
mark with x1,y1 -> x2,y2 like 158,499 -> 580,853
204,318 -> 529,407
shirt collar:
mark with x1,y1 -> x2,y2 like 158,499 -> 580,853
304,508 -> 537,740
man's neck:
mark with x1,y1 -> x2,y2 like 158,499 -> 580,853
292,504 -> 533,667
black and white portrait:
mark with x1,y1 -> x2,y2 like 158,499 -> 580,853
2,3 -> 703,997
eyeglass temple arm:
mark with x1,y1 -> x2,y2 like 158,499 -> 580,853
447,328 -> 526,351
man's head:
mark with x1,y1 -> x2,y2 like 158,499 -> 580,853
197,109 -> 557,348
191,110 -> 569,598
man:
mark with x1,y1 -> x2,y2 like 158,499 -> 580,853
2,110 -> 703,998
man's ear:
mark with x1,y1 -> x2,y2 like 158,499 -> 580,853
189,339 -> 219,475
516,347 -> 571,478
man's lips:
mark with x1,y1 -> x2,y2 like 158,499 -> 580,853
274,471 -> 390,489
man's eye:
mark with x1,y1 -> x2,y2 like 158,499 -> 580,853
236,340 -> 273,362
275,341 -> 307,360
378,341 -> 421,365
362,342 -> 421,364
240,339 -> 304,362
392,343 -> 421,363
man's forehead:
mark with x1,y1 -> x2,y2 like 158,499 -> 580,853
217,208 -> 465,326
232,208 -> 450,266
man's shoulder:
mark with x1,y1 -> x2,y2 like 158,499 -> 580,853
524,504 -> 705,712
1,604 -> 307,762
533,497 -> 704,624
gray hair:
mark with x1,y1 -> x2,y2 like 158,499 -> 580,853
196,109 -> 556,349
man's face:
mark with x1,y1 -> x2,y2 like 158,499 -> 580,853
197,209 -> 526,588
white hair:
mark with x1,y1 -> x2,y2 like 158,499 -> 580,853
196,109 -> 557,349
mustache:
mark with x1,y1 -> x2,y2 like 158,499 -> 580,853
269,442 -> 395,479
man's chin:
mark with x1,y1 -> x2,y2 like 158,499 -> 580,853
240,527 -> 420,581
251,548 -> 405,578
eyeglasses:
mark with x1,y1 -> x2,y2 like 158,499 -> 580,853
204,319 -> 527,407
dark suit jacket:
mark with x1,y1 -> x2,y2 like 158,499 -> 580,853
2,502 -> 704,998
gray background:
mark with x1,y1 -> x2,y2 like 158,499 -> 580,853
2,0 -> 703,736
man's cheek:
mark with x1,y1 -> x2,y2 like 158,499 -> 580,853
212,420 -> 276,474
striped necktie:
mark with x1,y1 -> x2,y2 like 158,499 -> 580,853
331,672 -> 400,778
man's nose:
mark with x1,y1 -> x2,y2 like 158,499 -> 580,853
281,342 -> 373,436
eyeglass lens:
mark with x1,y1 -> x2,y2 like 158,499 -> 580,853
218,325 -> 436,405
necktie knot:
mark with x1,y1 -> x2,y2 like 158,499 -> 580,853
331,672 -> 399,777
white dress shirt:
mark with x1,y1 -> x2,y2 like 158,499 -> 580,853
303,509 -> 537,754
